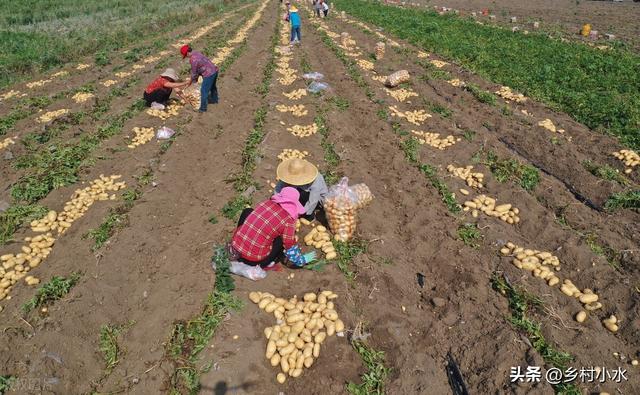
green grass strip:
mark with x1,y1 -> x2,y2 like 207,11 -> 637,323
347,339 -> 390,395
21,272 -> 81,313
491,274 -> 581,394
166,245 -> 241,395
334,0 -> 640,150
0,204 -> 48,245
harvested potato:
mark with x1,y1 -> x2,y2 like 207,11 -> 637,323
463,195 -> 520,224
612,149 -> 639,174
495,86 -> 527,103
389,106 -> 431,125
447,165 -> 484,187
251,290 -> 343,382
287,123 -> 318,138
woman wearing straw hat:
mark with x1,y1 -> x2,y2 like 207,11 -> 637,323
275,158 -> 328,220
142,68 -> 189,107
230,187 -> 317,275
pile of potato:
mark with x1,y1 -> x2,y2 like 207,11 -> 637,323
102,80 -> 118,87
389,106 -> 431,125
27,79 -> 52,89
448,79 -> 466,88
278,149 -> 308,161
412,131 -> 459,149
500,242 -> 561,285
0,234 -> 56,299
429,60 -> 449,68
132,64 -> 145,70
385,70 -> 410,88
143,55 -> 161,64
52,71 -> 69,78
287,123 -> 318,137
212,47 -> 233,64
463,195 -> 520,223
374,42 -> 386,60
538,119 -> 565,134
1,90 -> 24,100
340,33 -> 356,49
446,165 -> 484,188
612,149 -> 639,174
283,89 -> 307,100
495,86 -> 527,103
76,64 -> 90,70
0,137 -> 16,150
276,104 -> 308,117
249,290 -> 344,384
179,90 -> 200,108
115,71 -> 133,79
385,88 -> 418,102
357,59 -> 375,71
304,226 -> 337,260
146,102 -> 181,120
128,127 -> 155,148
277,66 -> 297,86
72,92 -> 94,103
417,51 -> 429,59
31,175 -> 126,234
38,109 -> 69,123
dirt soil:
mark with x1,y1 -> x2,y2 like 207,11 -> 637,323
0,1 -> 639,394
415,0 -> 640,51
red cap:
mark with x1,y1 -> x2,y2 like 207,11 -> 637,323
180,45 -> 190,58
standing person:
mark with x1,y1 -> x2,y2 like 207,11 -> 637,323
180,45 -> 219,113
142,68 -> 188,107
231,187 -> 316,271
313,0 -> 322,17
322,0 -> 330,17
275,158 -> 328,221
289,6 -> 302,44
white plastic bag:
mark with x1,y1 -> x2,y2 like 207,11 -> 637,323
230,261 -> 267,281
156,126 -> 175,140
303,72 -> 324,81
325,177 -> 359,242
150,102 -> 165,110
307,82 -> 329,93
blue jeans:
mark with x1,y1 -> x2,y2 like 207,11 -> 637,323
290,26 -> 301,42
200,72 -> 219,111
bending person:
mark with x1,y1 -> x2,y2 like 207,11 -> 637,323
231,187 -> 316,270
180,44 -> 220,112
142,68 -> 188,107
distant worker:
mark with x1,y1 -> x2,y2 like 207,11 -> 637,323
142,68 -> 188,107
313,0 -> 322,17
289,6 -> 302,44
322,0 -> 330,17
180,45 -> 219,112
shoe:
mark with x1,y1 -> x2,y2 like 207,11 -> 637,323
263,262 -> 283,272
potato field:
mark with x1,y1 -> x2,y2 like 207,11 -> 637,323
0,0 -> 638,394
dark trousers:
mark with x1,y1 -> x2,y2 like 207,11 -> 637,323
323,9 -> 328,17
143,90 -> 170,106
200,72 -> 219,111
290,26 -> 301,42
237,208 -> 283,267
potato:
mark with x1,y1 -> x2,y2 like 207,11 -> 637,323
280,357 -> 290,373
291,368 -> 302,378
324,310 -> 338,321
266,340 -> 277,359
313,343 -> 320,358
279,343 -> 295,356
575,311 -> 587,323
277,373 -> 286,384
335,319 -> 345,333
326,252 -> 337,260
326,322 -> 335,336
286,313 -> 305,324
271,353 -> 281,366
579,293 -> 598,304
287,332 -> 298,343
302,346 -> 313,358
314,332 -> 327,344
258,298 -> 272,309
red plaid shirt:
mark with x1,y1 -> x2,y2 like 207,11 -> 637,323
231,200 -> 297,262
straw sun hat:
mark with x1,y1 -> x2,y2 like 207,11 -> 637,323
160,68 -> 179,81
277,158 -> 318,186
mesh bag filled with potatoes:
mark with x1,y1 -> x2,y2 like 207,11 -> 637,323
375,42 -> 386,60
385,70 -> 410,88
324,177 -> 358,242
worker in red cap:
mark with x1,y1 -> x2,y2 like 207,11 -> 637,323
180,44 -> 219,112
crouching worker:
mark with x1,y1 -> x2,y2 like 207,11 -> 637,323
275,158 -> 328,221
143,68 -> 188,107
228,187 -> 317,280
